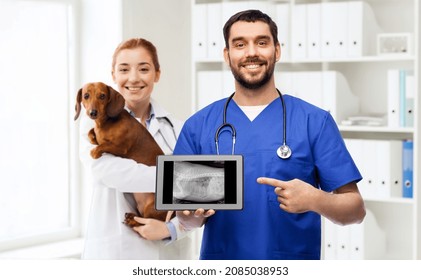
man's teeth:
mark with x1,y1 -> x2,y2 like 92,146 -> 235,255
245,64 -> 260,69
127,87 -> 141,90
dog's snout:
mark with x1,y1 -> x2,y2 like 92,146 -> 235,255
90,110 -> 98,118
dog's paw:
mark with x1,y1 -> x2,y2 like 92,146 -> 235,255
90,148 -> 102,159
88,129 -> 98,144
123,212 -> 142,227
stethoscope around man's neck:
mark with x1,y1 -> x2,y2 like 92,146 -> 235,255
215,88 -> 292,159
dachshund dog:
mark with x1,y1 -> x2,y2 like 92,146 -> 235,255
74,82 -> 174,227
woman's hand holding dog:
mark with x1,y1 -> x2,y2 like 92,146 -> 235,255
132,217 -> 171,241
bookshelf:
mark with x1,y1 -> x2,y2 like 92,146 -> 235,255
190,0 -> 420,259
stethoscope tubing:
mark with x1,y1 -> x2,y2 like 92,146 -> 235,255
215,89 -> 291,159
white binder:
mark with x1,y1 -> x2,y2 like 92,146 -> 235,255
192,4 -> 208,60
387,69 -> 400,127
276,3 -> 291,61
306,3 -> 321,60
361,140 -> 378,199
323,210 -> 386,260
291,4 -> 307,60
323,218 -> 337,260
332,2 -> 348,58
347,1 -> 381,57
320,2 -> 335,58
348,210 -> 386,260
207,3 -> 223,60
221,1 -> 250,27
375,140 -> 403,198
405,72 -> 415,127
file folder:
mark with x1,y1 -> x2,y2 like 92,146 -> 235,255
276,3 -> 291,61
291,4 -> 307,60
306,3 -> 321,59
193,4 -> 208,60
402,140 -> 413,198
207,3 -> 223,60
387,69 -> 401,127
405,72 -> 414,127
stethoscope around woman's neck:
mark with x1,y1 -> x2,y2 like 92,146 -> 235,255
215,88 -> 292,159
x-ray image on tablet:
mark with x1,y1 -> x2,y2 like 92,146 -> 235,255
155,155 -> 243,210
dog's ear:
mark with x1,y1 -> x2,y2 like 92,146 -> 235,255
74,88 -> 83,121
106,86 -> 125,118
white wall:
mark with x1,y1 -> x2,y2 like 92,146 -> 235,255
121,0 -> 192,121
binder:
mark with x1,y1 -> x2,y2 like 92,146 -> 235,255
291,4 -> 307,60
375,140 -> 402,198
323,218 -> 337,259
306,3 -> 321,59
387,69 -> 400,127
248,1 -> 276,19
332,2 -> 348,58
405,72 -> 414,127
347,1 -> 380,57
402,140 -> 413,198
320,2 -> 335,58
192,4 -> 208,60
276,3 -> 291,61
323,210 -> 386,260
222,1 -> 249,25
399,70 -> 406,127
349,210 -> 386,259
361,140 -> 377,199
207,3 -> 223,60
336,223 -> 351,259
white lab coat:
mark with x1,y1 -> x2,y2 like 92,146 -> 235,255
79,99 -> 194,259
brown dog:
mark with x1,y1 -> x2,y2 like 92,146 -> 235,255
74,82 -> 173,227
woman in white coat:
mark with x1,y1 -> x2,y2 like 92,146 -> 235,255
79,38 -> 193,259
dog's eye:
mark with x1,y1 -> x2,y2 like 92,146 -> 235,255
99,93 -> 106,100
83,93 -> 89,100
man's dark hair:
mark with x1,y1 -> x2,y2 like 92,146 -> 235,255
223,9 -> 279,49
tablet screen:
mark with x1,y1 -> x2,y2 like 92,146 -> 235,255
155,155 -> 243,210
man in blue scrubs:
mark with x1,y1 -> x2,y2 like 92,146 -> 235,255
175,10 -> 366,260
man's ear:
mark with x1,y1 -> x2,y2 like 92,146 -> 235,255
223,48 -> 230,66
275,42 -> 281,62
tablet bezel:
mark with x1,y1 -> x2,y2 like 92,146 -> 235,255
155,154 -> 244,210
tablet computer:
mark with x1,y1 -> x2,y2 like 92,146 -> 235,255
155,155 -> 244,210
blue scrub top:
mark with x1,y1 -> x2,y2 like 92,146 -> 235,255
174,95 -> 362,260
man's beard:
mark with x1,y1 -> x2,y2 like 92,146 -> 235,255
230,56 -> 276,90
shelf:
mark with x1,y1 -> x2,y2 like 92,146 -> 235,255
364,197 -> 414,204
284,55 -> 416,64
195,55 -> 416,64
339,125 -> 414,140
339,125 -> 414,133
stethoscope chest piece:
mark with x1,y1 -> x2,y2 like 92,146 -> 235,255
277,144 -> 292,159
